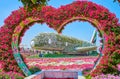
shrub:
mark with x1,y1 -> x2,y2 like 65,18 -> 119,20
29,66 -> 41,74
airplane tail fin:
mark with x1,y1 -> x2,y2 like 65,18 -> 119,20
90,30 -> 97,45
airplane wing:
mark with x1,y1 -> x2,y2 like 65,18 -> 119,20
75,46 -> 97,52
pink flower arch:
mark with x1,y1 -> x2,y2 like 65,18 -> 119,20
0,1 -> 120,77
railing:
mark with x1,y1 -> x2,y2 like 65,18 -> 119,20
24,70 -> 84,79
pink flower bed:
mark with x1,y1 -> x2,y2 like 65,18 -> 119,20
92,74 -> 120,79
25,57 -> 98,70
44,78 -> 74,79
0,71 -> 24,79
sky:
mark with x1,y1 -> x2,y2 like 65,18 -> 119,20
0,0 -> 120,48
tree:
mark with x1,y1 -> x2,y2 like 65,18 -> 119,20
114,0 -> 120,4
19,0 -> 50,8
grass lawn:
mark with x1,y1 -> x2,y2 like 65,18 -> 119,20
27,53 -> 78,58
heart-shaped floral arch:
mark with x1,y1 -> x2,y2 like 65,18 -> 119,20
0,1 -> 120,77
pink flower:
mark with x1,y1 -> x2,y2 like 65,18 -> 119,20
117,64 -> 120,71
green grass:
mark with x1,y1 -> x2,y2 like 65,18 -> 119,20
27,53 -> 77,58
27,54 -> 40,58
43,53 -> 76,58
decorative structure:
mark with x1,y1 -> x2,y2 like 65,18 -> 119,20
0,1 -> 120,77
31,32 -> 97,54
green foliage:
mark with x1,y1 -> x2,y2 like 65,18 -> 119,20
111,27 -> 120,36
18,0 -> 50,11
0,71 -> 24,79
112,52 -> 120,65
29,66 -> 41,74
43,53 -> 76,58
101,52 -> 120,75
19,0 -> 49,6
82,68 -> 92,76
88,51 -> 98,56
28,54 -> 40,58
85,74 -> 92,79
27,53 -> 77,58
102,65 -> 118,75
114,0 -> 120,3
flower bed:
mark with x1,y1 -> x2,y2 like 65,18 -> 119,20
25,57 -> 97,70
92,74 -> 120,79
44,78 -> 74,79
0,71 -> 24,79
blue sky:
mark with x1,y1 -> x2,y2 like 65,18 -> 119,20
0,0 -> 120,48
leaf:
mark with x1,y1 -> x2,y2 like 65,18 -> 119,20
31,0 -> 37,4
